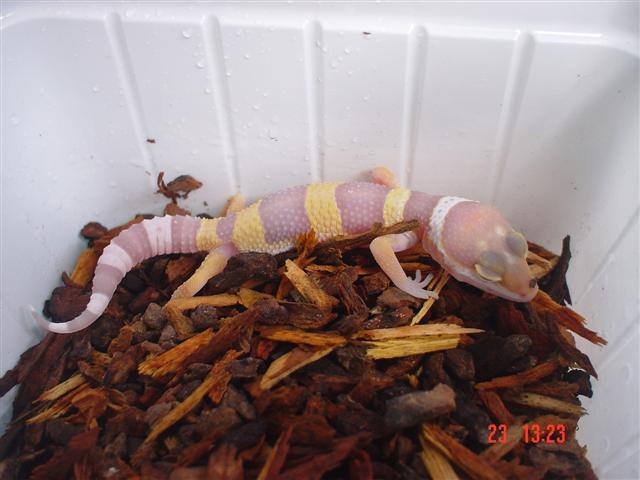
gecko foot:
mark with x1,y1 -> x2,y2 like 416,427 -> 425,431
398,270 -> 438,299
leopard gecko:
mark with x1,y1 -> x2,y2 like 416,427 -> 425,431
35,170 -> 538,334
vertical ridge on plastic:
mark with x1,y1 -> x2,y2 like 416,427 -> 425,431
594,314 -> 639,372
488,31 -> 535,204
399,24 -> 428,188
576,206 -> 639,306
104,12 -> 156,186
203,15 -> 240,193
599,433 -> 640,477
303,19 -> 324,182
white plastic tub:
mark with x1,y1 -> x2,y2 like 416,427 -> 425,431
1,1 -> 638,477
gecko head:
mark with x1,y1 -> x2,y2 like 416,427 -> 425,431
427,200 -> 538,302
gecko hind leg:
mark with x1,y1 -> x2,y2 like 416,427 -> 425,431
171,244 -> 238,299
370,166 -> 399,188
369,231 -> 437,299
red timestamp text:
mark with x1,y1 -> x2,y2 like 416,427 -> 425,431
488,423 -> 567,444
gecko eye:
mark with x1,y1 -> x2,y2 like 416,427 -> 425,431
506,231 -> 528,258
474,251 -> 506,282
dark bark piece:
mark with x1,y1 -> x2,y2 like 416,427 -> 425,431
361,272 -> 390,296
141,303 -> 167,330
444,348 -> 476,381
189,304 -> 219,330
46,285 -> 90,322
228,357 -> 263,378
80,221 -> 108,240
539,235 -> 572,305
129,287 -> 161,314
31,428 -> 99,480
377,287 -> 422,309
121,270 -> 148,293
206,252 -> 278,292
562,369 -> 593,398
384,384 -> 456,431
422,352 -> 451,389
453,396 -> 493,445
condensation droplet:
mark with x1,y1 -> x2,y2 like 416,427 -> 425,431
204,87 -> 212,94
252,105 -> 260,111
181,28 -> 193,39
226,70 -> 232,77
344,47 -> 352,54
196,60 -> 205,68
10,115 -> 20,126
363,95 -> 370,101
244,53 -> 251,59
92,84 -> 100,93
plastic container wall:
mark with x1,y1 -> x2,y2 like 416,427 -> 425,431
1,2 -> 638,477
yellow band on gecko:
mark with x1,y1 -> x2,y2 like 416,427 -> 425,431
232,200 -> 268,251
196,218 -> 220,250
383,187 -> 411,226
304,182 -> 344,239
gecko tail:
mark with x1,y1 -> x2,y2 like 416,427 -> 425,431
36,215 -> 204,334
27,304 -> 99,334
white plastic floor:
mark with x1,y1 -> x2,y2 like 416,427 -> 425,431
1,2 -> 638,477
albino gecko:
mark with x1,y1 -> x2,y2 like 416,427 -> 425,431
35,169 -> 538,334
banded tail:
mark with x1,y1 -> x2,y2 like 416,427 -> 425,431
35,215 -> 206,334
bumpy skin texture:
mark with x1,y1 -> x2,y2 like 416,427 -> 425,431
36,181 -> 538,334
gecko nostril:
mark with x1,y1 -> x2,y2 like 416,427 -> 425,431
529,278 -> 537,288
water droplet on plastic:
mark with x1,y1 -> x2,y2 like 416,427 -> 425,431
182,28 -> 193,39
252,105 -> 260,111
204,87 -> 212,94
10,115 -> 20,126
92,84 -> 100,93
322,47 -> 328,53
330,60 -> 338,69
196,60 -> 205,68
363,95 -> 370,101
315,39 -> 322,47
226,71 -> 232,77
344,47 -> 352,54
263,91 -> 270,97
244,53 -> 251,59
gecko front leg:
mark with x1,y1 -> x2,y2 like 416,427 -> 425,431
369,231 -> 437,299
171,243 -> 238,299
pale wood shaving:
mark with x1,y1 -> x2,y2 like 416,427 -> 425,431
260,345 -> 336,390
480,422 -> 524,463
138,329 -> 216,378
134,350 -> 242,463
70,248 -> 99,288
238,288 -> 274,308
283,260 -> 338,311
420,434 -> 460,480
422,424 -> 504,480
36,373 -> 86,402
504,392 -> 586,416
259,326 -> 347,347
165,293 -> 240,311
411,271 -> 450,325
363,336 -> 460,360
353,323 -> 483,341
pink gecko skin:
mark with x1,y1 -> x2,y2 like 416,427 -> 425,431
34,181 -> 537,334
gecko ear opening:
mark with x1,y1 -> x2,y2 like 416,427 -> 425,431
474,263 -> 503,282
